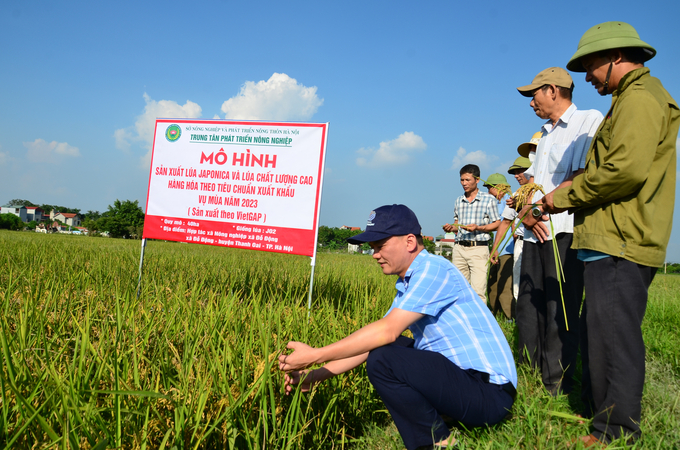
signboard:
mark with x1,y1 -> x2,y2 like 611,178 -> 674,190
143,119 -> 328,257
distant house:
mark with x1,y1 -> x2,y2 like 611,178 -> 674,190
74,226 -> 89,235
51,221 -> 67,233
50,210 -> 81,227
1,204 -> 28,222
341,226 -> 363,253
435,233 -> 456,257
25,206 -> 45,222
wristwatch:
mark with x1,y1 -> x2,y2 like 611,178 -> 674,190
531,207 -> 543,219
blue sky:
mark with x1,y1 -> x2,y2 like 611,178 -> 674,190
2,1 -> 680,262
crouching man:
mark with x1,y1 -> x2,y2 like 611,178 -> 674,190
278,204 -> 517,450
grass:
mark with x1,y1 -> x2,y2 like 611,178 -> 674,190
1,230 -> 679,449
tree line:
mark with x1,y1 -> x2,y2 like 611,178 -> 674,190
2,198 -> 145,239
316,225 -> 436,254
317,226 -> 365,251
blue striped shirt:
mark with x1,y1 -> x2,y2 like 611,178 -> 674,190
496,194 -> 514,256
453,191 -> 500,242
385,250 -> 517,386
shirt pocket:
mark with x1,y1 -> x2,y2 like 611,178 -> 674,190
548,143 -> 573,174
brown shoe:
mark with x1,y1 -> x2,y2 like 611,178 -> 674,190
572,434 -> 606,448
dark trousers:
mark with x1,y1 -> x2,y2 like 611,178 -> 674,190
366,336 -> 514,450
516,233 -> 583,394
488,254 -> 514,319
581,257 -> 656,443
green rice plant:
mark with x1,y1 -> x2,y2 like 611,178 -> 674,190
0,231 -> 393,448
1,231 -> 678,449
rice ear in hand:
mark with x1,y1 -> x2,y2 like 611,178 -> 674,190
511,183 -> 545,210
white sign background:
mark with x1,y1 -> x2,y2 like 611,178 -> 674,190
143,119 -> 328,257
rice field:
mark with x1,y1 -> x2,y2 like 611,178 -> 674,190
1,230 -> 679,449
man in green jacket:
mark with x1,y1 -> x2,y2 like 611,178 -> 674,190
541,22 -> 678,446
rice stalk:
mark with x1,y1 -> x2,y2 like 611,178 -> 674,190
478,178 -> 512,202
549,219 -> 568,331
512,183 -> 545,210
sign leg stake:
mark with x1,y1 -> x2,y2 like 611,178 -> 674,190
136,238 -> 147,299
307,256 -> 316,321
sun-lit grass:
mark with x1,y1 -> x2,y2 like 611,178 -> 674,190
1,230 -> 678,449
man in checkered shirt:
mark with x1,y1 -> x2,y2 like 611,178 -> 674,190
443,164 -> 501,303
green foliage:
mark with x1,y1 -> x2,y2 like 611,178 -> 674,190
39,203 -> 80,215
317,226 -> 363,251
5,198 -> 37,206
0,232 -> 678,449
422,238 -> 436,253
83,209 -> 102,221
81,217 -> 100,234
99,199 -> 145,239
0,213 -> 23,230
26,220 -> 37,230
0,232 -> 392,448
664,263 -> 680,274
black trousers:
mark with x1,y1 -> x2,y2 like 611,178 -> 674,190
581,257 -> 656,443
366,336 -> 514,450
516,233 -> 583,394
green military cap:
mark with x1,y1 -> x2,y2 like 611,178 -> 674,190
567,21 -> 656,72
484,173 -> 509,187
508,156 -> 532,173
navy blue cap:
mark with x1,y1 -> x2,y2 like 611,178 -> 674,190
346,204 -> 422,244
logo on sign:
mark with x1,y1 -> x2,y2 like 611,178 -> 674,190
165,124 -> 182,142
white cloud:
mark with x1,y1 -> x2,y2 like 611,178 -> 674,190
113,128 -> 133,152
0,145 -> 8,166
114,93 -> 202,167
356,132 -> 427,167
493,160 -> 515,178
450,146 -> 498,171
24,139 -> 80,163
221,73 -> 323,121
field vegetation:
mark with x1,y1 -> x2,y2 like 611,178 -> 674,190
1,231 -> 678,449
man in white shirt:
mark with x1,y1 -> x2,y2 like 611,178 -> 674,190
515,67 -> 603,395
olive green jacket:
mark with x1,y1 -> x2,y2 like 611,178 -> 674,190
553,68 -> 678,267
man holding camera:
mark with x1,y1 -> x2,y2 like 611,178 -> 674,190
515,67 -> 602,395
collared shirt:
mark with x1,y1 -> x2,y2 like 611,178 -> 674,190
524,103 -> 603,243
501,205 -> 524,238
453,190 -> 500,242
553,68 -> 678,267
496,194 -> 514,256
385,250 -> 518,387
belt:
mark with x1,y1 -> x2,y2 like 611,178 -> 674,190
518,236 -> 524,240
456,240 -> 488,247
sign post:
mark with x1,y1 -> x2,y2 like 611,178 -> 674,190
138,119 -> 328,306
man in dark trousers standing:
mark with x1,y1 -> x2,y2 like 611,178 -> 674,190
541,21 -> 678,446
